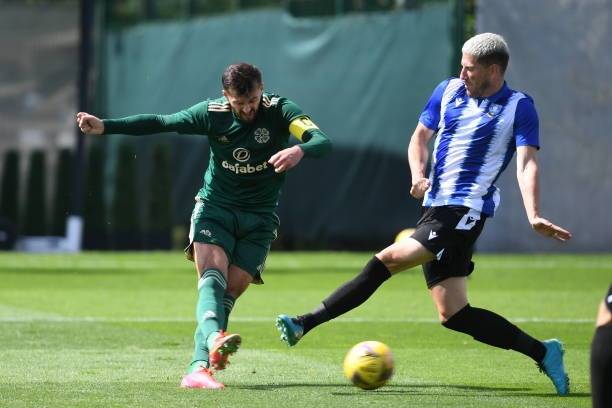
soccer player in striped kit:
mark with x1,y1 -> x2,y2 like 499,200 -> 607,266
277,33 -> 572,395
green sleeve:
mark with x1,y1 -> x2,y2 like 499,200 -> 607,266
279,97 -> 305,124
102,101 -> 210,135
299,128 -> 332,158
279,98 -> 332,158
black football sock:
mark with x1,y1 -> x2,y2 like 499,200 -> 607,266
297,303 -> 329,335
591,325 -> 612,408
442,304 -> 546,362
513,329 -> 546,363
298,256 -> 391,335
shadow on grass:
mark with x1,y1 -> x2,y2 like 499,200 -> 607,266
235,383 -> 524,391
492,392 -> 590,398
236,382 -> 591,399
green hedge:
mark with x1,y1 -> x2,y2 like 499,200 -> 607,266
145,141 -> 172,249
83,140 -> 108,249
51,148 -> 73,235
23,150 -> 47,236
110,139 -> 141,249
0,150 -> 20,232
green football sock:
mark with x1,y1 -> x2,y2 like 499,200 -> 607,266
222,293 -> 236,330
195,269 -> 227,356
188,325 -> 209,372
187,355 -> 208,373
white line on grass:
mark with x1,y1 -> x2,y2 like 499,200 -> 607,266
0,316 -> 594,324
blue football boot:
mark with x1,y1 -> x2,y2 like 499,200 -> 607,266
538,339 -> 570,395
275,314 -> 304,346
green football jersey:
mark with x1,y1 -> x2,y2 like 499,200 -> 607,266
103,93 -> 330,212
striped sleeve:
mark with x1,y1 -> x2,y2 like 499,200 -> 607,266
419,79 -> 450,131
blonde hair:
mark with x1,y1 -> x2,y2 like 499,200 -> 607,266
462,33 -> 510,72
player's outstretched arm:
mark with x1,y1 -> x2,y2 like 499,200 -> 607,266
516,146 -> 572,242
408,122 -> 434,199
77,106 -> 203,137
76,112 -> 104,135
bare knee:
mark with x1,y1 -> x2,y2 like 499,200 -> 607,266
194,243 -> 229,277
429,277 -> 468,323
226,266 -> 253,299
437,305 -> 463,323
437,308 -> 451,323
375,238 -> 434,273
375,248 -> 412,273
374,251 -> 399,271
226,281 -> 249,299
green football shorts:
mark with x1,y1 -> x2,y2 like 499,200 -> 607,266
184,198 -> 279,284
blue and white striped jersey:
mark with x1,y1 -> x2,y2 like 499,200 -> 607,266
418,78 -> 539,217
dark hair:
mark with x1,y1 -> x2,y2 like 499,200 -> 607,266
478,52 -> 509,73
221,63 -> 263,95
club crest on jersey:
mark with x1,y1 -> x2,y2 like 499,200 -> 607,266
254,128 -> 270,143
487,104 -> 502,117
232,148 -> 250,162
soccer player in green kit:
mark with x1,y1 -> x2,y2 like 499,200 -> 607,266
76,63 -> 332,389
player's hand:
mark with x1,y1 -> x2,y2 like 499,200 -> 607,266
530,216 -> 572,242
410,177 -> 431,199
76,112 -> 104,135
268,145 -> 304,173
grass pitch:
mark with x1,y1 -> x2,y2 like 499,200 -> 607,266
0,251 -> 609,407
